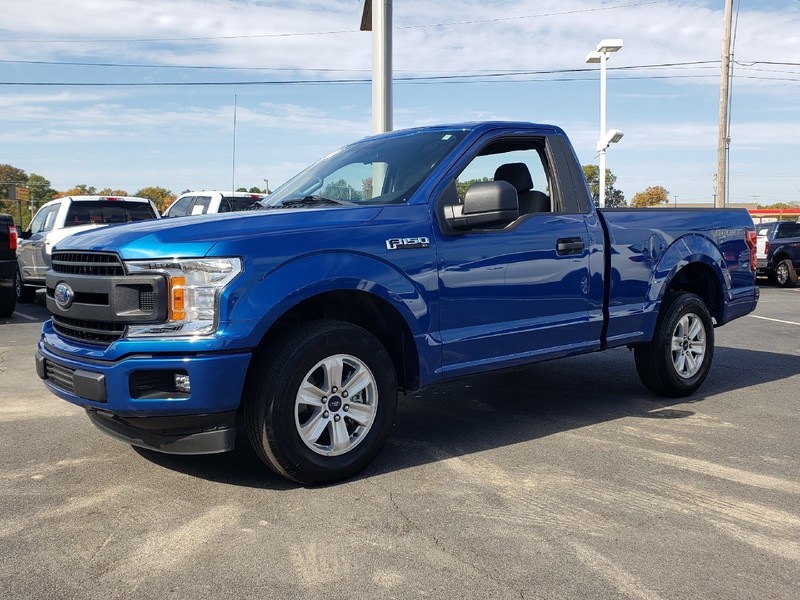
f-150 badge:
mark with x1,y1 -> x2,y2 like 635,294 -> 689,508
385,237 -> 430,250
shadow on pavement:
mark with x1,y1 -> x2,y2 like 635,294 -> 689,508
132,344 -> 799,489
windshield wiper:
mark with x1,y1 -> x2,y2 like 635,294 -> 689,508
277,195 -> 355,208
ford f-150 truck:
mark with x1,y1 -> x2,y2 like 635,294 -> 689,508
35,122 -> 760,484
755,220 -> 800,287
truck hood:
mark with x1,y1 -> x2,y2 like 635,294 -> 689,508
53,206 -> 384,260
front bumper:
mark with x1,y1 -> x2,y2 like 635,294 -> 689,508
36,334 -> 253,454
86,409 -> 237,454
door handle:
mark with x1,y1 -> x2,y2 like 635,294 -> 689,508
556,237 -> 584,256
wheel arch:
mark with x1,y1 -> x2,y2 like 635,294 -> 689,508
771,250 -> 793,267
255,289 -> 420,393
234,252 -> 429,394
648,234 -> 727,326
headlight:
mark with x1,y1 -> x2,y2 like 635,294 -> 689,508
124,258 -> 242,337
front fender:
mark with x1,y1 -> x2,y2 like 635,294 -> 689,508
229,250 -> 434,351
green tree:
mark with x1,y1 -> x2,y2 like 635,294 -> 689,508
582,165 -> 626,207
757,201 -> 800,209
28,174 -> 56,206
631,185 -> 670,208
135,186 -> 176,213
323,179 -> 362,201
456,177 -> 490,202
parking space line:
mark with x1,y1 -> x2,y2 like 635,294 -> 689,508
748,315 -> 800,327
12,312 -> 39,322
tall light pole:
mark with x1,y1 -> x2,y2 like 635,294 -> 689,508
586,39 -> 624,208
360,0 -> 393,134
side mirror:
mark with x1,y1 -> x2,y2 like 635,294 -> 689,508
443,181 -> 519,230
19,229 -> 33,240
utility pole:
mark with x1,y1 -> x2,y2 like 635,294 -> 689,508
716,0 -> 733,208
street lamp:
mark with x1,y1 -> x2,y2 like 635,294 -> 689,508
586,38 -> 623,208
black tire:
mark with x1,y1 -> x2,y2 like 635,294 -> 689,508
634,292 -> 714,398
774,259 -> 798,288
244,320 -> 398,485
0,284 -> 16,317
15,270 -> 36,303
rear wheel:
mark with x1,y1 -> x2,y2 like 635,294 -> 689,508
244,320 -> 398,485
634,292 -> 714,397
774,259 -> 798,288
15,270 -> 36,303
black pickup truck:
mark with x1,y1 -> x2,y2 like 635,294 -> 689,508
0,213 -> 18,317
755,221 -> 800,287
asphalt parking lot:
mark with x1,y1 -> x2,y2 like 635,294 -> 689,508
1,285 -> 798,600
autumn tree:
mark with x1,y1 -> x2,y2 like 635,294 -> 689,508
98,187 -> 129,196
631,186 -> 670,208
135,186 -> 176,213
55,184 -> 97,198
582,165 -> 626,207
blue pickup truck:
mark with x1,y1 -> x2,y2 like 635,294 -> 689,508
35,122 -> 759,484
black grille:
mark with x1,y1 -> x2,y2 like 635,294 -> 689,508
51,252 -> 124,276
45,360 -> 76,394
52,314 -> 126,345
139,290 -> 155,311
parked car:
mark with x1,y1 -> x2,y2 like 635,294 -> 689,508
16,196 -> 160,302
0,213 -> 18,317
162,191 -> 268,218
35,121 -> 759,485
755,220 -> 800,287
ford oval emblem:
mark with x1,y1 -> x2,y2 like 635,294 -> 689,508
54,282 -> 75,310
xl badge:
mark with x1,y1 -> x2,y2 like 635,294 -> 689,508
54,282 -> 75,310
385,237 -> 430,250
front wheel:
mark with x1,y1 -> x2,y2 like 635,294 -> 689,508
774,259 -> 798,288
244,320 -> 398,485
634,292 -> 714,397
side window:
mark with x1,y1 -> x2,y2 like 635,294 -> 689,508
42,204 -> 60,232
190,196 -> 212,215
455,141 -> 553,215
777,223 -> 800,239
166,196 -> 192,217
28,206 -> 51,234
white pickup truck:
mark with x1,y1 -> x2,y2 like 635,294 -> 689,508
16,195 -> 159,302
162,191 -> 268,218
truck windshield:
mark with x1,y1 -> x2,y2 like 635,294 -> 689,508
263,128 -> 468,207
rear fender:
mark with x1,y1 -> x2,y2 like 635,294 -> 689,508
645,234 -> 728,332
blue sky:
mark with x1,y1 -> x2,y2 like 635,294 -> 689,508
1,0 -> 799,205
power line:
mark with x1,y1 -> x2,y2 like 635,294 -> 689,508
0,1 -> 677,44
0,58 -> 722,73
0,61 -> 731,87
